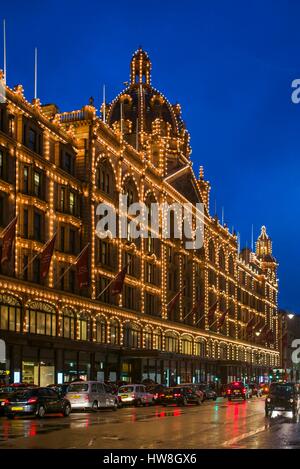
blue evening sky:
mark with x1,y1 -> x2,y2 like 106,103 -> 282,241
2,0 -> 299,311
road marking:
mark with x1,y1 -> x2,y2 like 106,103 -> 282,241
222,425 -> 267,447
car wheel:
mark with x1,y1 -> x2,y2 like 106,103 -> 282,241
181,398 -> 187,406
228,397 -> 231,402
92,401 -> 98,411
37,405 -> 46,418
63,404 -> 71,417
213,397 -> 217,401
196,398 -> 201,406
112,400 -> 118,411
7,414 -> 14,420
134,399 -> 142,407
151,399 -> 155,406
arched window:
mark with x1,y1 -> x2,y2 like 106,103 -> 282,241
123,179 -> 138,243
96,316 -> 106,343
165,332 -> 179,353
208,240 -> 215,264
110,319 -> 120,345
27,301 -> 56,336
195,339 -> 206,358
96,159 -> 115,197
0,294 -> 22,332
228,255 -> 234,276
62,307 -> 75,339
124,322 -> 141,348
219,343 -> 227,360
153,328 -> 162,350
181,335 -> 193,355
219,248 -> 226,270
78,312 -> 90,341
144,326 -> 152,349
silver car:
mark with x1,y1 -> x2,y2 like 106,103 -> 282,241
118,384 -> 155,406
66,381 -> 118,411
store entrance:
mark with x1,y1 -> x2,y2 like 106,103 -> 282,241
22,361 -> 55,386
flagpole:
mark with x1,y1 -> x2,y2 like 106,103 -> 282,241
3,19 -> 6,85
194,312 -> 206,326
34,47 -> 38,100
102,84 -> 106,123
0,216 -> 17,239
166,287 -> 185,308
54,243 -> 89,288
96,261 -> 130,300
19,233 -> 57,278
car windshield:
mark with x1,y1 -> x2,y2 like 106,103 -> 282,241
119,386 -> 134,393
270,384 -> 293,396
68,383 -> 89,392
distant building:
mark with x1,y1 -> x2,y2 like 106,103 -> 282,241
278,310 -> 300,382
0,49 -> 279,386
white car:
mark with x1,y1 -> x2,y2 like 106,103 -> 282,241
118,384 -> 155,406
66,381 -> 118,411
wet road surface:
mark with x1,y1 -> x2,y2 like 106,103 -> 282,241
0,397 -> 300,449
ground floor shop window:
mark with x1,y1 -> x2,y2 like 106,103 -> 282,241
0,294 -> 22,332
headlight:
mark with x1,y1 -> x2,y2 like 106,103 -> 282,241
266,398 -> 271,402
290,398 -> 294,403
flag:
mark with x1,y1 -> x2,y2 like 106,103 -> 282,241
40,233 -> 57,279
190,297 -> 204,316
260,324 -> 269,340
246,316 -> 256,335
75,245 -> 89,289
208,301 -> 218,325
218,307 -> 230,330
167,288 -> 184,317
111,264 -> 128,296
0,216 -> 17,264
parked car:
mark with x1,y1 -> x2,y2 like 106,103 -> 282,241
47,383 -> 69,397
145,384 -> 166,404
220,384 -> 230,397
66,381 -> 118,411
265,382 -> 300,419
226,381 -> 252,401
161,386 -> 202,407
248,383 -> 262,397
4,387 -> 71,419
0,386 -> 16,415
118,384 -> 154,406
197,384 -> 217,401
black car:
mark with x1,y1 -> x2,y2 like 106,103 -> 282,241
145,384 -> 166,404
226,382 -> 252,401
265,382 -> 300,419
197,384 -> 217,401
47,383 -> 69,397
4,387 -> 72,419
161,386 -> 202,406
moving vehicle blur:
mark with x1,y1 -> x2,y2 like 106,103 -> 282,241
161,386 -> 202,406
265,382 -> 300,419
197,384 -> 217,401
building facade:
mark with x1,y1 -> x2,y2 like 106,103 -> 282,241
0,49 -> 279,387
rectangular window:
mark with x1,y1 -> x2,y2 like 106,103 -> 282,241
8,115 -> 14,137
34,212 -> 42,241
60,187 -> 65,211
33,171 -> 41,197
28,128 -> 37,151
33,258 -> 40,283
69,229 -> 76,254
0,149 -> 3,178
100,240 -> 110,266
23,166 -> 29,193
69,270 -> 75,292
23,255 -> 29,280
69,192 -> 75,215
60,267 -> 65,290
23,209 -> 28,238
60,226 -> 65,252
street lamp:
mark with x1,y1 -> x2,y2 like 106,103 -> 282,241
287,313 -> 295,320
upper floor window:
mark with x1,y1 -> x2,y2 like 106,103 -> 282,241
23,166 -> 29,193
28,128 -> 37,152
208,240 -> 215,264
34,211 -> 42,241
33,171 -> 41,197
0,149 -> 3,178
69,192 -> 75,215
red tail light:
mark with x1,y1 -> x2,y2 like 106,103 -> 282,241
242,388 -> 246,393
27,397 -> 38,404
227,389 -> 231,394
174,393 -> 182,397
160,394 -> 165,398
2,399 -> 10,405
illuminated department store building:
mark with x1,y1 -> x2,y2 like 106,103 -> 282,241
0,50 -> 279,386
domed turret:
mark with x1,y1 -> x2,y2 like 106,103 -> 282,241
107,48 -> 188,153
